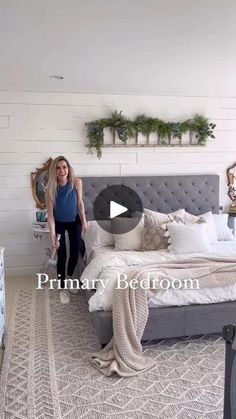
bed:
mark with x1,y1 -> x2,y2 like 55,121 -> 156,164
81,174 -> 236,346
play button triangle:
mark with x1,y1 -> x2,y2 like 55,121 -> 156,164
110,201 -> 128,219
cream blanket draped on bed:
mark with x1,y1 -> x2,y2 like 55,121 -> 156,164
90,257 -> 236,377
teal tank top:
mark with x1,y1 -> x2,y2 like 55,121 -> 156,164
54,182 -> 78,222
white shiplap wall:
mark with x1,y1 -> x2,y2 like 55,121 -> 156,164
0,90 -> 235,276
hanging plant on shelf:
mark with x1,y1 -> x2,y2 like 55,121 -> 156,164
106,111 -> 132,144
133,115 -> 155,144
86,120 -> 105,159
86,111 -> 216,158
192,114 -> 216,145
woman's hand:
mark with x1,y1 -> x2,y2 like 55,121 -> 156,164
81,221 -> 88,234
52,235 -> 60,251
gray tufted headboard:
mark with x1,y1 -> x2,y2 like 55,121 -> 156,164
82,175 -> 219,220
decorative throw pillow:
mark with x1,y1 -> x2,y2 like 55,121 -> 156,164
141,209 -> 186,251
200,211 -> 218,243
213,214 -> 235,241
167,223 -> 212,253
183,212 -> 203,224
185,210 -> 217,244
111,216 -> 144,251
144,208 -> 186,224
82,220 -> 114,258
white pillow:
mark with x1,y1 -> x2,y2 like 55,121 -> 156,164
82,220 -> 114,258
213,214 -> 235,241
200,211 -> 218,244
167,223 -> 212,253
184,211 -> 218,244
112,216 -> 144,251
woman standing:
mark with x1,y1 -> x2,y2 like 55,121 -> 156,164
46,156 -> 88,304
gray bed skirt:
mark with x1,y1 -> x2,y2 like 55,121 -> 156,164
85,289 -> 236,345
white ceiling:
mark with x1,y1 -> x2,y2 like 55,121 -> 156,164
0,0 -> 236,96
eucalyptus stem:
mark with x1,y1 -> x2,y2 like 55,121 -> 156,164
112,128 -> 116,144
189,131 -> 193,144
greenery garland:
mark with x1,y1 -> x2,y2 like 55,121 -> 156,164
86,111 -> 216,159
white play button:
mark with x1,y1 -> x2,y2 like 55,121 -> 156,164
93,185 -> 143,234
110,201 -> 128,219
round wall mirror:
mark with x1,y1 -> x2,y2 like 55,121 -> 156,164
31,158 -> 52,209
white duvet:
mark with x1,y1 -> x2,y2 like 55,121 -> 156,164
80,241 -> 236,312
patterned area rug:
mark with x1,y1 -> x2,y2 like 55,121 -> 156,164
0,289 -> 225,418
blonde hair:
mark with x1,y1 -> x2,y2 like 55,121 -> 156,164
46,156 -> 75,207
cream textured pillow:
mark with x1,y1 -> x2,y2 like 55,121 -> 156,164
144,208 -> 186,224
184,212 -> 202,224
141,209 -> 186,251
167,223 -> 212,253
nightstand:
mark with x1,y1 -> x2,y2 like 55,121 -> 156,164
32,222 -> 52,273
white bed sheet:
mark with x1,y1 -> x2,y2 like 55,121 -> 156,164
80,241 -> 236,312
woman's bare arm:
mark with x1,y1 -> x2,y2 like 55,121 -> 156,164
46,191 -> 57,247
75,178 -> 88,232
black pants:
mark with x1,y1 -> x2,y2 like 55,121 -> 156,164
55,215 -> 81,288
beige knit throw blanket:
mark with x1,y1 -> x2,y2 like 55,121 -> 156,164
90,257 -> 236,377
